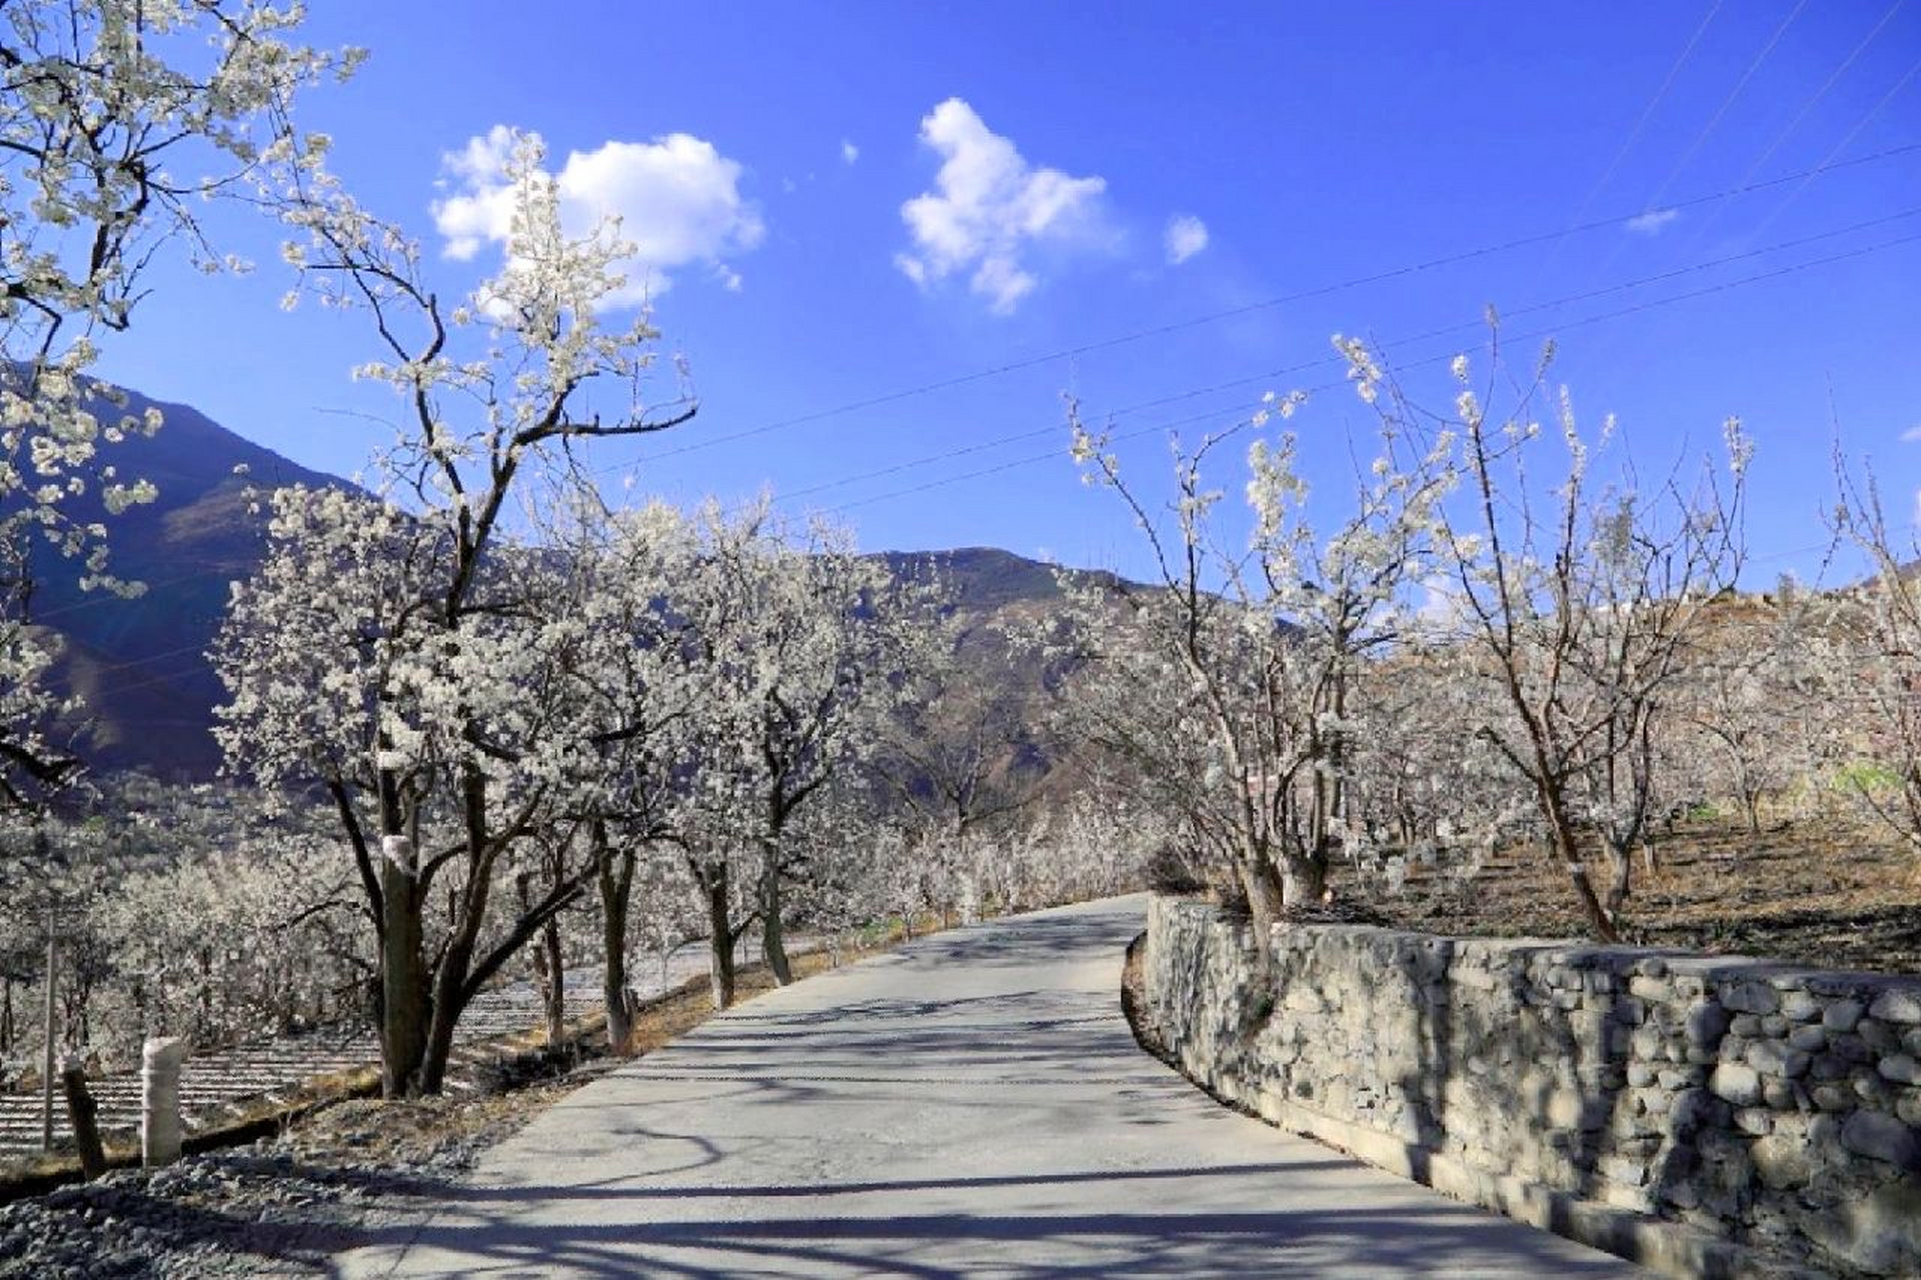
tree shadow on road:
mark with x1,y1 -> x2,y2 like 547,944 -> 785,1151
348,1198 -> 1638,1278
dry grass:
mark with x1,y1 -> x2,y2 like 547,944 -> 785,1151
1340,817 -> 1921,974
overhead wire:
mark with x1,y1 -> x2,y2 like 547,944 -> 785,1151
21,183 -> 1921,626
819,226 -> 1921,518
1537,0 -> 1728,276
611,140 -> 1921,472
18,142 -> 1921,635
771,206 -> 1921,510
1641,0 -> 1812,216
1747,48 -> 1921,240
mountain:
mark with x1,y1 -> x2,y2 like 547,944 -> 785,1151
23,386 -> 356,780
24,383 -> 1090,784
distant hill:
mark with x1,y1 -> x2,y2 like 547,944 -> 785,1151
26,384 -> 1098,785
22,385 -> 350,780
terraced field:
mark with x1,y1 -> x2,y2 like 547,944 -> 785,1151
0,941 -> 734,1160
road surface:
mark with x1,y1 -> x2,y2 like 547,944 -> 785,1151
342,896 -> 1642,1277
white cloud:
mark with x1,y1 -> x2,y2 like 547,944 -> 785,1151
1901,423 -> 1921,443
895,98 -> 1108,315
840,139 -> 859,165
432,124 -> 764,303
1624,208 -> 1680,235
1165,214 -> 1208,265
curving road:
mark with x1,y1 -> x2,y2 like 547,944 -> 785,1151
342,896 -> 1642,1277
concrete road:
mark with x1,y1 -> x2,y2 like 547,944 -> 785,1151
342,896 -> 1642,1277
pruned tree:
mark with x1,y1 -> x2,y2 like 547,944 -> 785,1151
1385,336 -> 1748,942
675,501 -> 931,998
881,608 -> 1043,923
1821,457 -> 1921,858
218,131 -> 696,1095
1060,385 -> 1451,953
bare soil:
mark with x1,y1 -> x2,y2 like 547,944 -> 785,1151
1337,817 -> 1921,975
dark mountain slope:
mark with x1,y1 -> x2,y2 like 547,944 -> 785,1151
25,387 -> 350,778
26,386 -> 1092,784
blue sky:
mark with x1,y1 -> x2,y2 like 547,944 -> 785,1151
96,0 -> 1921,582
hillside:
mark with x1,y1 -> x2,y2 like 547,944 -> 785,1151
24,385 -> 1086,784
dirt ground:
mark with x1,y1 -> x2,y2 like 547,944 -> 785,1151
1336,817 -> 1921,976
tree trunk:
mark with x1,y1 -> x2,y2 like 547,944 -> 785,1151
518,868 -> 567,1045
416,932 -> 477,1096
378,839 -> 428,1098
1279,851 -> 1327,908
539,916 -> 565,1044
1235,855 -> 1287,966
59,1057 -> 104,1181
1540,789 -> 1621,943
705,864 -> 735,1010
1603,839 -> 1635,923
598,825 -> 637,1055
760,848 -> 792,986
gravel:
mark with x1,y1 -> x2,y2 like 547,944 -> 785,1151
0,1063 -> 602,1277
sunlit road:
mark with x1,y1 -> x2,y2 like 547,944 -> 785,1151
340,896 -> 1641,1277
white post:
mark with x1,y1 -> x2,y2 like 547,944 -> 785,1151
141,1036 -> 186,1168
40,896 -> 55,1153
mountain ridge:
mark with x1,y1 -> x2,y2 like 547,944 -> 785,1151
26,383 -> 1085,783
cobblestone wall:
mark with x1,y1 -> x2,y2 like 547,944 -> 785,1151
1142,896 -> 1921,1278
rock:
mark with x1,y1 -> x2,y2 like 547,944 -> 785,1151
1723,982 -> 1780,1015
1780,990 -> 1822,1022
1804,1180 -> 1921,1274
1761,1078 -> 1799,1110
1812,1083 -> 1855,1112
1833,1033 -> 1873,1063
1861,1020 -> 1901,1052
1786,1024 -> 1827,1052
1840,1110 -> 1920,1168
1880,1054 -> 1921,1085
1825,999 -> 1866,1032
1746,1039 -> 1811,1079
1749,1133 -> 1814,1188
1710,1063 -> 1763,1107
1685,1001 -> 1731,1046
1869,989 -> 1921,1025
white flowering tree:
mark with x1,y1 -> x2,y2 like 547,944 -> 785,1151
1666,584 -> 1829,836
218,132 -> 697,1094
1062,386 -> 1451,952
881,610 -> 1045,923
539,497 -> 710,1051
1818,460 -> 1921,858
0,0 -> 348,816
1376,337 -> 1749,942
673,502 -> 931,1000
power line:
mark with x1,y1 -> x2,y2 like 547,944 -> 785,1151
819,227 -> 1921,518
20,150 -> 1921,635
30,198 -> 1919,618
1538,0 -> 1728,275
39,224 -> 1921,710
616,140 -> 1921,472
1750,49 -> 1921,240
1643,0 -> 1811,215
773,206 -> 1921,509
1677,0 -> 1908,256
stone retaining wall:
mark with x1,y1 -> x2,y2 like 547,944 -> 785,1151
1142,896 -> 1921,1278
